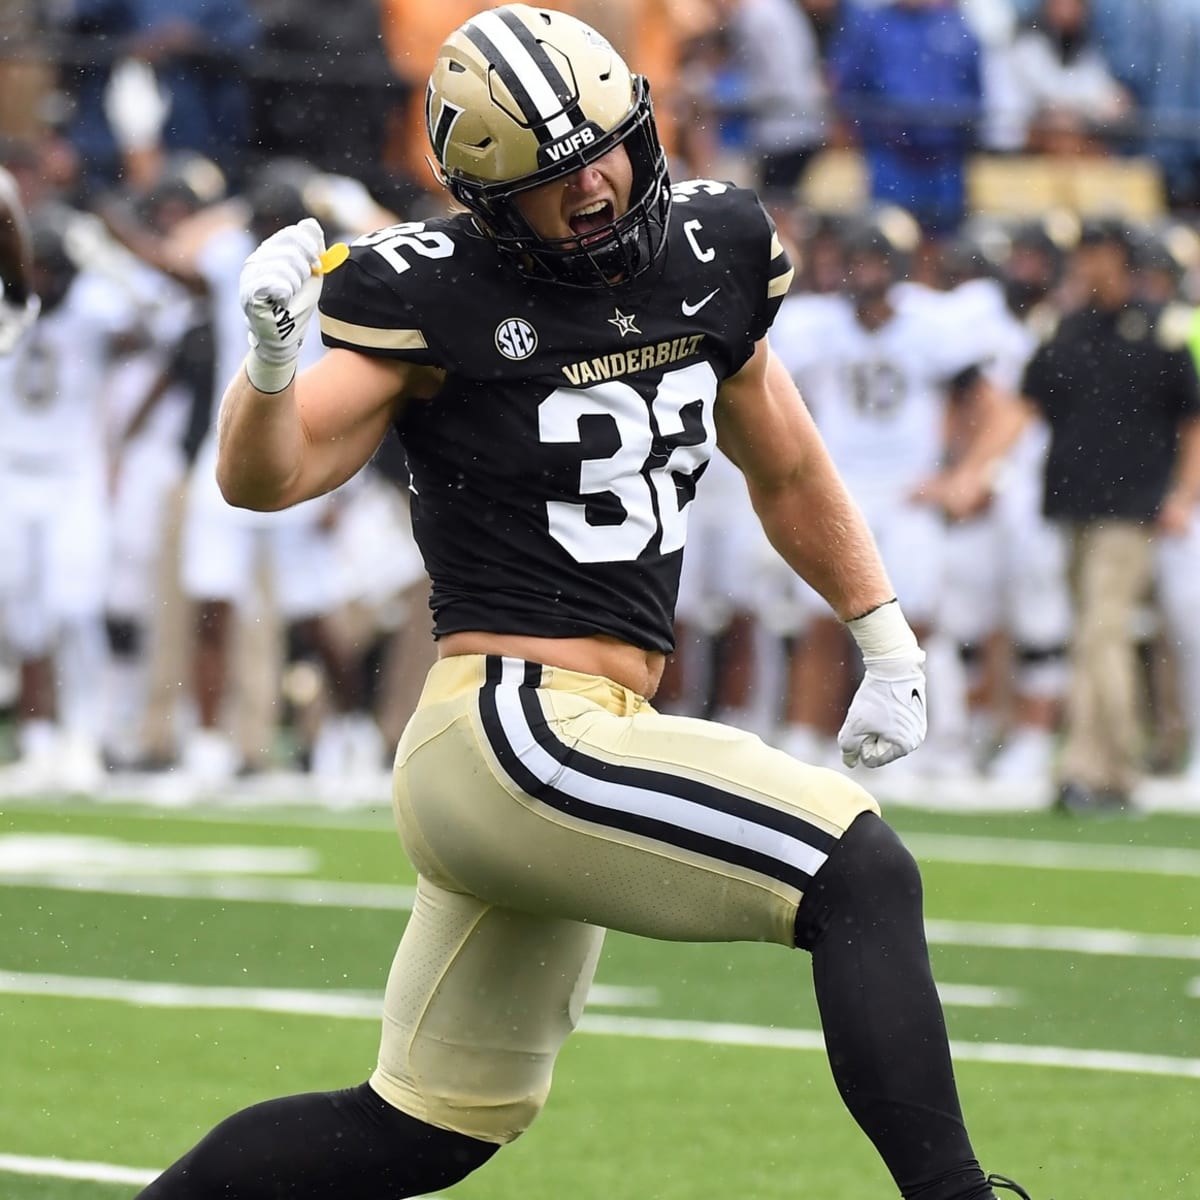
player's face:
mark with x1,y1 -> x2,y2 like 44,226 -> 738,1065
1072,241 -> 1130,300
1004,244 -> 1054,313
846,251 -> 893,305
512,144 -> 634,248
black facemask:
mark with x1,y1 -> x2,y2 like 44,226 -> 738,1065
451,77 -> 672,289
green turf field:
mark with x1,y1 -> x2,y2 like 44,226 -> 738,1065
1,797 -> 1198,1199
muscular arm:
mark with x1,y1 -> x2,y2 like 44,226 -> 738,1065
216,347 -> 440,511
715,337 -> 895,621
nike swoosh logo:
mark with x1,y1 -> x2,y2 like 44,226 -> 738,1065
911,688 -> 923,709
681,289 -> 719,317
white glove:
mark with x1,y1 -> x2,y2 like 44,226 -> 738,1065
0,293 -> 41,355
238,216 -> 326,393
838,600 -> 927,769
104,57 -> 171,153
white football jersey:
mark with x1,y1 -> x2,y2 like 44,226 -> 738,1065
945,277 -> 1036,393
771,287 -> 981,502
943,276 -> 1050,479
103,257 -> 196,444
0,269 -> 129,475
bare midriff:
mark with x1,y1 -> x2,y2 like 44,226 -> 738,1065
438,631 -> 666,699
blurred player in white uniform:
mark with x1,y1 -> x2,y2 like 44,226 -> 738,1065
0,163 -> 39,728
935,226 -> 1071,784
0,164 -> 37,350
659,447 -> 776,735
0,218 -> 136,788
769,218 -> 985,772
103,183 -> 203,769
179,174 -> 380,783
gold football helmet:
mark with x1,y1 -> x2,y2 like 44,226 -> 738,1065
426,4 -> 670,286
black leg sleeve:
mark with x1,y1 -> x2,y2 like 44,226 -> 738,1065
795,812 -> 993,1200
134,1081 -> 499,1200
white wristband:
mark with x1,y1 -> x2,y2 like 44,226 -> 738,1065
845,599 -> 923,663
244,351 -> 296,395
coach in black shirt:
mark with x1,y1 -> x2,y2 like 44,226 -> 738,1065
1021,219 -> 1200,812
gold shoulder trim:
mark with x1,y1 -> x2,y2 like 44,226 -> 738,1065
768,267 -> 795,299
319,313 -> 429,351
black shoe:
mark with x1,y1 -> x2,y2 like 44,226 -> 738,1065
1053,780 -> 1131,815
987,1174 -> 1032,1199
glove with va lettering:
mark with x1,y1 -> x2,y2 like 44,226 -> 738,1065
238,216 -> 326,393
838,599 -> 927,768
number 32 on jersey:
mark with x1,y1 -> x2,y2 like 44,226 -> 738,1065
539,361 -> 717,564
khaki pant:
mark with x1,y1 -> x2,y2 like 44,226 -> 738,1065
372,654 -> 878,1144
1059,520 -> 1155,792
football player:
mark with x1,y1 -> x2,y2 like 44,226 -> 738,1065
769,215 -> 989,776
0,215 -> 135,790
935,223 -> 1071,784
0,162 -> 37,353
133,7 -> 1032,1200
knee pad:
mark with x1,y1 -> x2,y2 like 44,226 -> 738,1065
794,812 -> 922,950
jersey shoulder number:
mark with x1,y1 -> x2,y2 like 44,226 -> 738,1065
669,179 -> 794,360
318,217 -> 468,365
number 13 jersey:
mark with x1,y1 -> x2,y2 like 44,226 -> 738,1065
318,180 -> 793,652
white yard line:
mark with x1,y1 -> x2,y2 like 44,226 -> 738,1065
935,983 -> 1021,1007
0,1152 -> 155,1187
0,1153 -> 447,1195
3,868 -> 1199,963
0,834 -> 318,875
0,971 -> 658,1013
1,972 -> 1194,1079
0,871 -> 419,909
924,920 -> 1200,960
576,1014 -> 1200,1080
905,834 -> 1200,877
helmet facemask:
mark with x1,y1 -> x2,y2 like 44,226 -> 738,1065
449,77 -> 670,287
428,6 -> 672,288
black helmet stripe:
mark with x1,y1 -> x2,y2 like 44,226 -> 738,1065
464,10 -> 579,142
495,6 -> 586,126
460,22 -> 544,139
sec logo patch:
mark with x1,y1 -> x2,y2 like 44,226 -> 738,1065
495,317 -> 538,360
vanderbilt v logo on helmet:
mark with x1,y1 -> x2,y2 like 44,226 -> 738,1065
426,3 -> 671,287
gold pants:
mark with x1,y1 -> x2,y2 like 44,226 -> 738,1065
372,654 -> 878,1143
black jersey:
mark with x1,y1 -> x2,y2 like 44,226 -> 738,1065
318,180 -> 793,652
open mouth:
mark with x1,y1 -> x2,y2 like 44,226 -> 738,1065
568,200 -> 614,245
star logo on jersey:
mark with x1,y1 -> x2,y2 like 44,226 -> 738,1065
608,307 -> 640,337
